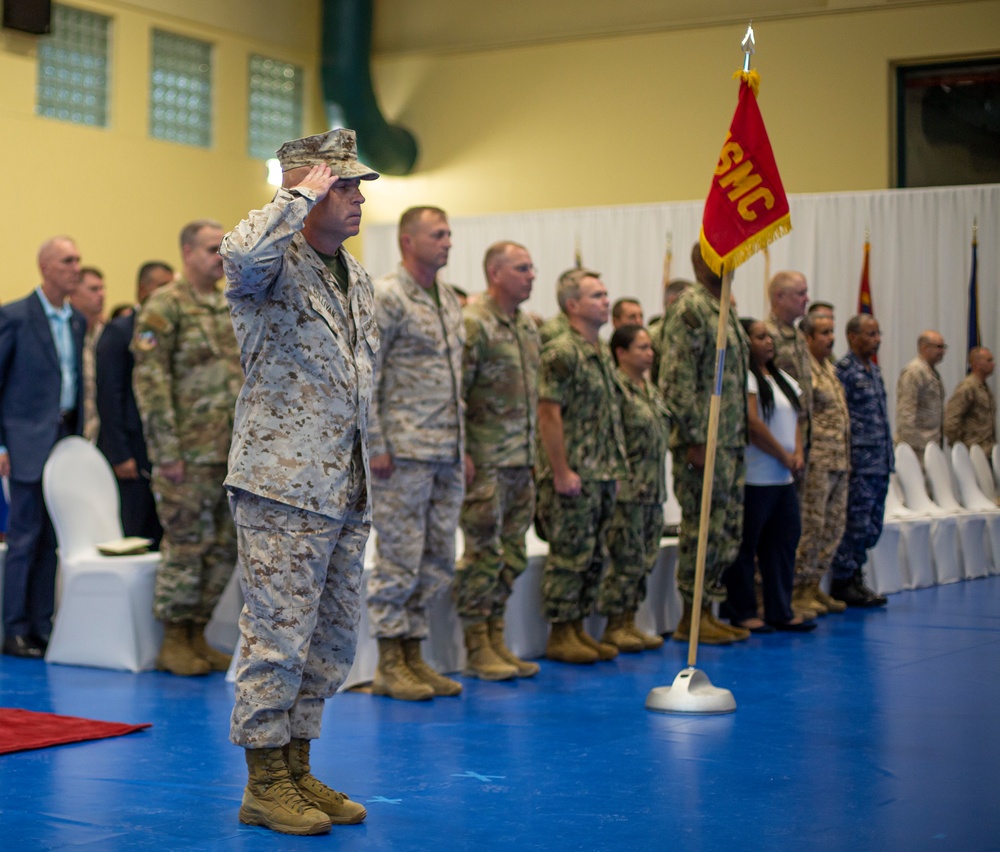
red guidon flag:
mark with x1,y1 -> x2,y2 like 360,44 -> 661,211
700,71 -> 791,276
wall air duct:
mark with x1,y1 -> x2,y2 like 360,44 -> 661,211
321,0 -> 418,175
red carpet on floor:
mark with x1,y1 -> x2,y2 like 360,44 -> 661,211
0,708 -> 151,755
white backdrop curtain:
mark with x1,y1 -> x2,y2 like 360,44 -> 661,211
364,183 -> 1000,428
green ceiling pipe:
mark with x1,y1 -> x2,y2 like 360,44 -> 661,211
321,0 -> 418,175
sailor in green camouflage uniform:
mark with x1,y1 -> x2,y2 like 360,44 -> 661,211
536,269 -> 628,664
454,241 -> 541,680
132,219 -> 243,675
599,324 -> 670,652
658,244 -> 750,645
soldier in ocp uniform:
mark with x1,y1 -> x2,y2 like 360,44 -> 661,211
221,129 -> 378,834
658,243 -> 750,645
536,269 -> 628,664
132,220 -> 242,676
599,323 -> 670,652
454,241 -> 540,680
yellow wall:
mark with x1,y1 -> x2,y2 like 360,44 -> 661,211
3,0 -> 999,304
0,0 -> 321,306
366,0 -> 1000,223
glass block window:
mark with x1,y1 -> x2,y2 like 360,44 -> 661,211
36,4 -> 110,127
150,29 -> 212,147
248,55 -> 303,159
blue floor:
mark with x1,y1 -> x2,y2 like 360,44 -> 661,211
3,578 -> 1000,852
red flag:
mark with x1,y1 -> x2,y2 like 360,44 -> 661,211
858,239 -> 873,315
700,71 -> 791,276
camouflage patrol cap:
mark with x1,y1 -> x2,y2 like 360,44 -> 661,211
276,129 -> 379,180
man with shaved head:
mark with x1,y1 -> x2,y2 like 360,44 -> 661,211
895,329 -> 946,456
945,346 -> 997,453
0,236 -> 86,657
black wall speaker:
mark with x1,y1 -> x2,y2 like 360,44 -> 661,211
3,0 -> 53,35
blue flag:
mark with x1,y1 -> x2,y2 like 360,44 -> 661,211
967,235 -> 980,358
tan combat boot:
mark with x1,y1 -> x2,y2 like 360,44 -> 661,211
601,612 -> 644,653
285,738 -> 367,825
239,747 -> 331,835
463,623 -> 517,681
402,638 -> 462,695
672,602 -> 733,645
487,617 -> 539,677
706,610 -> 750,641
156,622 -> 210,676
372,638 -> 434,701
791,584 -> 821,620
813,584 -> 847,613
573,619 -> 618,660
189,623 -> 233,671
625,610 -> 664,649
545,621 -> 598,664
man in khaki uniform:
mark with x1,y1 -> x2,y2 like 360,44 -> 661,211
454,241 -> 540,680
133,220 -> 243,676
367,206 -> 466,701
945,346 -> 997,452
895,330 -> 946,457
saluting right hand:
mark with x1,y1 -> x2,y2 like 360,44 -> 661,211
292,164 -> 339,201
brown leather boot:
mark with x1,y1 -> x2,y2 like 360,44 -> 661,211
545,621 -> 598,664
156,622 -> 210,676
625,610 -> 664,649
486,617 -> 539,677
372,638 -> 434,701
285,738 -> 366,825
672,601 -> 733,645
403,638 -> 462,695
189,624 -> 232,671
814,585 -> 847,613
601,612 -> 644,653
572,619 -> 618,659
463,623 -> 517,680
239,747 -> 331,835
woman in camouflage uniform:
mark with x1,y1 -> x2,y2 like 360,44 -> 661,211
598,324 -> 670,651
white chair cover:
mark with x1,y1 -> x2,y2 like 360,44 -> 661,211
42,436 -> 161,672
951,443 -> 1000,577
993,445 -> 1000,495
969,443 -> 997,502
894,442 -> 963,585
925,442 -> 992,579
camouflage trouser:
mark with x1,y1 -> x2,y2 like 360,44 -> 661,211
830,472 -> 889,581
672,447 -> 745,603
536,478 -> 617,622
453,466 -> 535,624
795,464 -> 849,584
368,458 -> 465,639
152,463 -> 236,623
228,489 -> 369,748
599,501 -> 663,614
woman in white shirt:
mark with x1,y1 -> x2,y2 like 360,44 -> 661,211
722,319 -> 815,633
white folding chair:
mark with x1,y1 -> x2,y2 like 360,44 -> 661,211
992,445 -> 1000,500
969,443 -> 997,502
867,475 -> 932,594
894,443 -> 962,585
925,442 -> 992,579
951,443 -> 1000,577
42,436 -> 161,672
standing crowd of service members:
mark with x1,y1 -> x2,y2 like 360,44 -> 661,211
2,125 -> 998,836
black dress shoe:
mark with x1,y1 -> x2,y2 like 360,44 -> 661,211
30,633 -> 51,652
833,573 -> 888,608
3,635 -> 44,659
768,620 -> 817,633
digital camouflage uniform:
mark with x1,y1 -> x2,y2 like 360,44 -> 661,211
132,278 -> 242,624
944,374 -> 996,453
454,294 -> 540,625
766,313 -> 812,450
536,327 -> 628,622
221,184 -> 377,747
367,265 -> 465,640
538,311 -> 569,346
659,284 -> 748,603
831,351 -> 894,582
599,372 -> 670,614
795,352 -> 850,584
895,356 -> 944,456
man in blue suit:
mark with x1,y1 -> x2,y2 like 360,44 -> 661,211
0,236 -> 86,658
96,261 -> 173,547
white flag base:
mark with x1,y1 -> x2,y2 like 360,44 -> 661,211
645,666 -> 737,715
